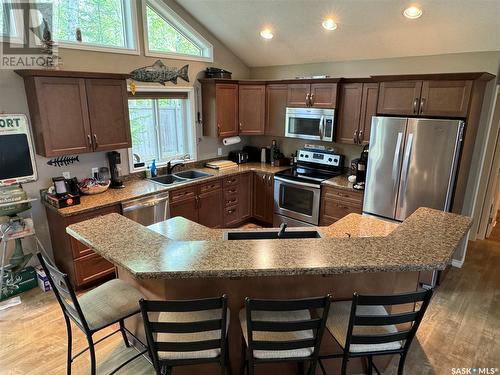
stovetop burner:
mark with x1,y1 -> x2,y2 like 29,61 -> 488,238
276,166 -> 342,184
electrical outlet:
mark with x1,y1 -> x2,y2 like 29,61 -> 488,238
62,171 -> 71,179
91,167 -> 99,178
217,147 -> 222,156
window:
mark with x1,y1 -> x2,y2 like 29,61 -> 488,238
143,0 -> 213,61
40,0 -> 137,52
0,2 -> 18,40
128,90 -> 196,170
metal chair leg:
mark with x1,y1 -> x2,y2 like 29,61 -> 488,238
340,357 -> 348,375
308,361 -> 318,375
397,353 -> 407,375
119,319 -> 130,347
368,356 -> 373,375
64,316 -> 72,375
86,335 -> 96,375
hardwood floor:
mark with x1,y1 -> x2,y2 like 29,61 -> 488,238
0,238 -> 499,375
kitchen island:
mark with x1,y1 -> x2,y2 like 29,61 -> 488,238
67,208 -> 471,374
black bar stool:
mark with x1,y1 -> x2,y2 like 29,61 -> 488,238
240,295 -> 332,375
139,294 -> 229,375
37,252 -> 147,375
318,289 -> 433,375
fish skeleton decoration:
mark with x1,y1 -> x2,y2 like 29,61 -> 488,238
47,155 -> 80,167
130,60 -> 189,85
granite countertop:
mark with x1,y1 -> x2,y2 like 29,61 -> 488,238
67,207 -> 471,279
46,163 -> 289,217
322,174 -> 361,192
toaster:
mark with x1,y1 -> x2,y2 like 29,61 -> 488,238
228,150 -> 248,164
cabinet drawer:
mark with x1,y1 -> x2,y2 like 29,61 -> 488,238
169,186 -> 197,203
323,186 -> 363,205
199,179 -> 221,193
224,205 -> 240,227
322,199 -> 362,222
74,253 -> 115,286
223,175 -> 240,187
224,193 -> 239,207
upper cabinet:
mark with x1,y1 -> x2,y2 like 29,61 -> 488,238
17,70 -> 131,157
287,83 -> 337,108
238,84 -> 265,135
265,84 -> 288,137
377,80 -> 472,118
201,81 -> 239,138
337,82 -> 378,145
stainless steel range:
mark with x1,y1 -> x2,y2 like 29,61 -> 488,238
274,149 -> 344,227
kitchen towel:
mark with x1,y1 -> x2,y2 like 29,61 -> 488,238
222,136 -> 241,146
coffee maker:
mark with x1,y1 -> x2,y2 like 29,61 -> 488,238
353,144 -> 369,190
107,151 -> 124,189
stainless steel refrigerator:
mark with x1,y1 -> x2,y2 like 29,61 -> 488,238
363,116 -> 464,222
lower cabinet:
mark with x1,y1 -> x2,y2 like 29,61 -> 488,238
253,171 -> 274,225
46,204 -> 118,290
169,185 -> 199,222
222,173 -> 252,227
320,186 -> 363,225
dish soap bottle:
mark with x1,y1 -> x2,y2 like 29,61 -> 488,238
151,159 -> 157,177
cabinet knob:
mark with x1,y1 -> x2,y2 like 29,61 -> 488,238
239,122 -> 243,131
217,123 -> 221,136
87,134 -> 92,148
309,93 -> 314,106
353,130 -> 358,144
358,130 -> 363,143
305,93 -> 310,105
413,98 -> 419,114
419,98 -> 426,114
93,134 -> 98,147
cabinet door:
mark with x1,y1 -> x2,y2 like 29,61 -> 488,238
239,172 -> 252,221
32,77 -> 92,156
253,172 -> 268,222
265,84 -> 288,137
310,83 -> 337,108
287,84 -> 310,107
170,197 -> 198,222
216,83 -> 239,137
419,80 -> 472,118
377,81 -> 422,116
337,83 -> 363,144
265,174 -> 274,224
239,85 -> 265,135
359,83 -> 379,145
198,189 -> 223,228
85,79 -> 132,151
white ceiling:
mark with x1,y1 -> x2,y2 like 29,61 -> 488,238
176,0 -> 500,67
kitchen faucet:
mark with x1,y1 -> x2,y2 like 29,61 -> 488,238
166,154 -> 190,174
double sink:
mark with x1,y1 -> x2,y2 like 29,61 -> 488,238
149,170 -> 213,186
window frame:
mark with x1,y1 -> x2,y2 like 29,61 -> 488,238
50,0 -> 140,55
127,85 -> 198,173
0,0 -> 29,45
142,0 -> 213,63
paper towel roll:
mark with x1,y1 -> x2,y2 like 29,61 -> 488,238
222,136 -> 241,146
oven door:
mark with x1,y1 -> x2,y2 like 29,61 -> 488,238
274,176 -> 321,225
285,107 -> 334,141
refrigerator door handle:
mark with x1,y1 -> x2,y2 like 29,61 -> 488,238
444,121 -> 465,211
400,133 -> 414,199
392,132 -> 404,181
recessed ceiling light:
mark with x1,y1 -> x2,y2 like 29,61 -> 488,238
260,29 -> 274,40
403,6 -> 423,19
322,18 -> 337,31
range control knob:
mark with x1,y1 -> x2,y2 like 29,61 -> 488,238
328,158 -> 333,162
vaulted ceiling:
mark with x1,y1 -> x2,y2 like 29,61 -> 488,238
176,0 -> 500,67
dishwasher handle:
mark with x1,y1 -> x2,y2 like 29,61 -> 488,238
121,195 -> 169,213
121,192 -> 170,226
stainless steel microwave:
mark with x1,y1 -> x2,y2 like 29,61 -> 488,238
285,107 -> 335,142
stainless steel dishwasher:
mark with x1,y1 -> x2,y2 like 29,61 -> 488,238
121,192 -> 170,226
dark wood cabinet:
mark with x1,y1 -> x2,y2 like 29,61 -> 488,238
17,70 -> 131,157
319,186 -> 363,225
238,172 -> 252,221
419,80 -> 472,118
45,204 -> 119,289
377,80 -> 423,116
198,189 -> 223,228
85,79 -> 131,151
170,196 -> 198,222
201,80 -> 239,138
239,85 -> 265,135
253,171 -> 274,225
287,83 -> 337,108
265,84 -> 288,137
337,82 -> 378,145
377,79 -> 472,118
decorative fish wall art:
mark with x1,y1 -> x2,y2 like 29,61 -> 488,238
130,60 -> 189,86
47,155 -> 79,167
